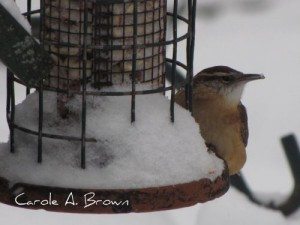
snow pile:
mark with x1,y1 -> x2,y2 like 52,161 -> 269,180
0,0 -> 31,33
0,85 -> 224,189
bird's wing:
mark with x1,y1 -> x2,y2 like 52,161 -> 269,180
238,103 -> 249,146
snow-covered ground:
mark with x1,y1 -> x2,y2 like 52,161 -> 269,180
0,0 -> 300,224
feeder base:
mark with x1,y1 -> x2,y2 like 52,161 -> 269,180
0,171 -> 229,214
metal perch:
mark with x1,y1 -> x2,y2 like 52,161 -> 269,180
0,4 -> 53,87
231,134 -> 300,216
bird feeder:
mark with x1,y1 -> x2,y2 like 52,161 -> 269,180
0,0 -> 229,213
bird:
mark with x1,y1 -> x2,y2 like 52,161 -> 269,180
175,66 -> 264,175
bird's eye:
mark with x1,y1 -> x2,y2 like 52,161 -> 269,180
221,76 -> 232,83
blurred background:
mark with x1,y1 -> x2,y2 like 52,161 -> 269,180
0,0 -> 299,224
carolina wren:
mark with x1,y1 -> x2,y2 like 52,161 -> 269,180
175,66 -> 264,175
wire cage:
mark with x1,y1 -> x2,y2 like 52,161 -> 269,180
1,0 -> 231,214
7,0 -> 197,169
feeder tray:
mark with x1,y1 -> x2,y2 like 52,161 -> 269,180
0,0 -> 230,213
0,171 -> 229,213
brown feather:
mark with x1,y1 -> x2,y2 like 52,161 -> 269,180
238,103 -> 249,146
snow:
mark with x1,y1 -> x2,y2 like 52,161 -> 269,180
0,0 -> 300,224
0,0 -> 31,34
197,189 -> 287,225
253,192 -> 288,207
0,86 -> 224,189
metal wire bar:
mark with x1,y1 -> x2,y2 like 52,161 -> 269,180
110,4 -> 114,84
38,83 -> 43,163
57,0 -> 61,95
188,0 -> 197,114
81,0 -> 89,169
170,0 -> 178,123
26,0 -> 32,96
150,0 -> 155,83
142,2 -> 147,82
85,86 -> 172,96
131,0 -> 138,123
185,0 -> 192,109
122,2 -> 126,83
23,9 -> 40,16
40,0 -> 44,44
6,71 -> 11,126
13,75 -> 176,95
11,2 -> 15,154
13,59 -> 187,96
67,0 -> 71,96
26,0 -> 32,33
13,124 -> 96,142
9,71 -> 15,153
7,70 -> 15,153
44,32 -> 188,51
38,0 -> 45,162
162,0 -> 168,95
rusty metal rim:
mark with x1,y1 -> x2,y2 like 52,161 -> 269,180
0,169 -> 229,214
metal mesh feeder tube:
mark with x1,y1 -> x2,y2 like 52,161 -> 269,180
92,0 -> 166,86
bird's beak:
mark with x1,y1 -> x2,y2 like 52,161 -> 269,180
238,74 -> 265,82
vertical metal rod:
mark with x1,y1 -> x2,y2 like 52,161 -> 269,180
92,5 -> 95,84
37,0 -> 45,163
143,2 -> 147,82
27,0 -> 32,24
122,2 -> 126,83
6,71 -> 11,125
40,0 -> 44,42
188,0 -> 197,115
150,0 -> 155,83
157,0 -> 161,86
7,70 -> 15,153
27,0 -> 31,32
81,0 -> 88,169
162,0 -> 167,96
57,0 -> 61,90
110,4 -> 114,84
185,0 -> 192,109
38,83 -> 43,163
67,0 -> 71,93
131,0 -> 138,123
26,0 -> 32,96
170,0 -> 178,123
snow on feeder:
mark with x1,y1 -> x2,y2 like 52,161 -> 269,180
0,0 -> 229,213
